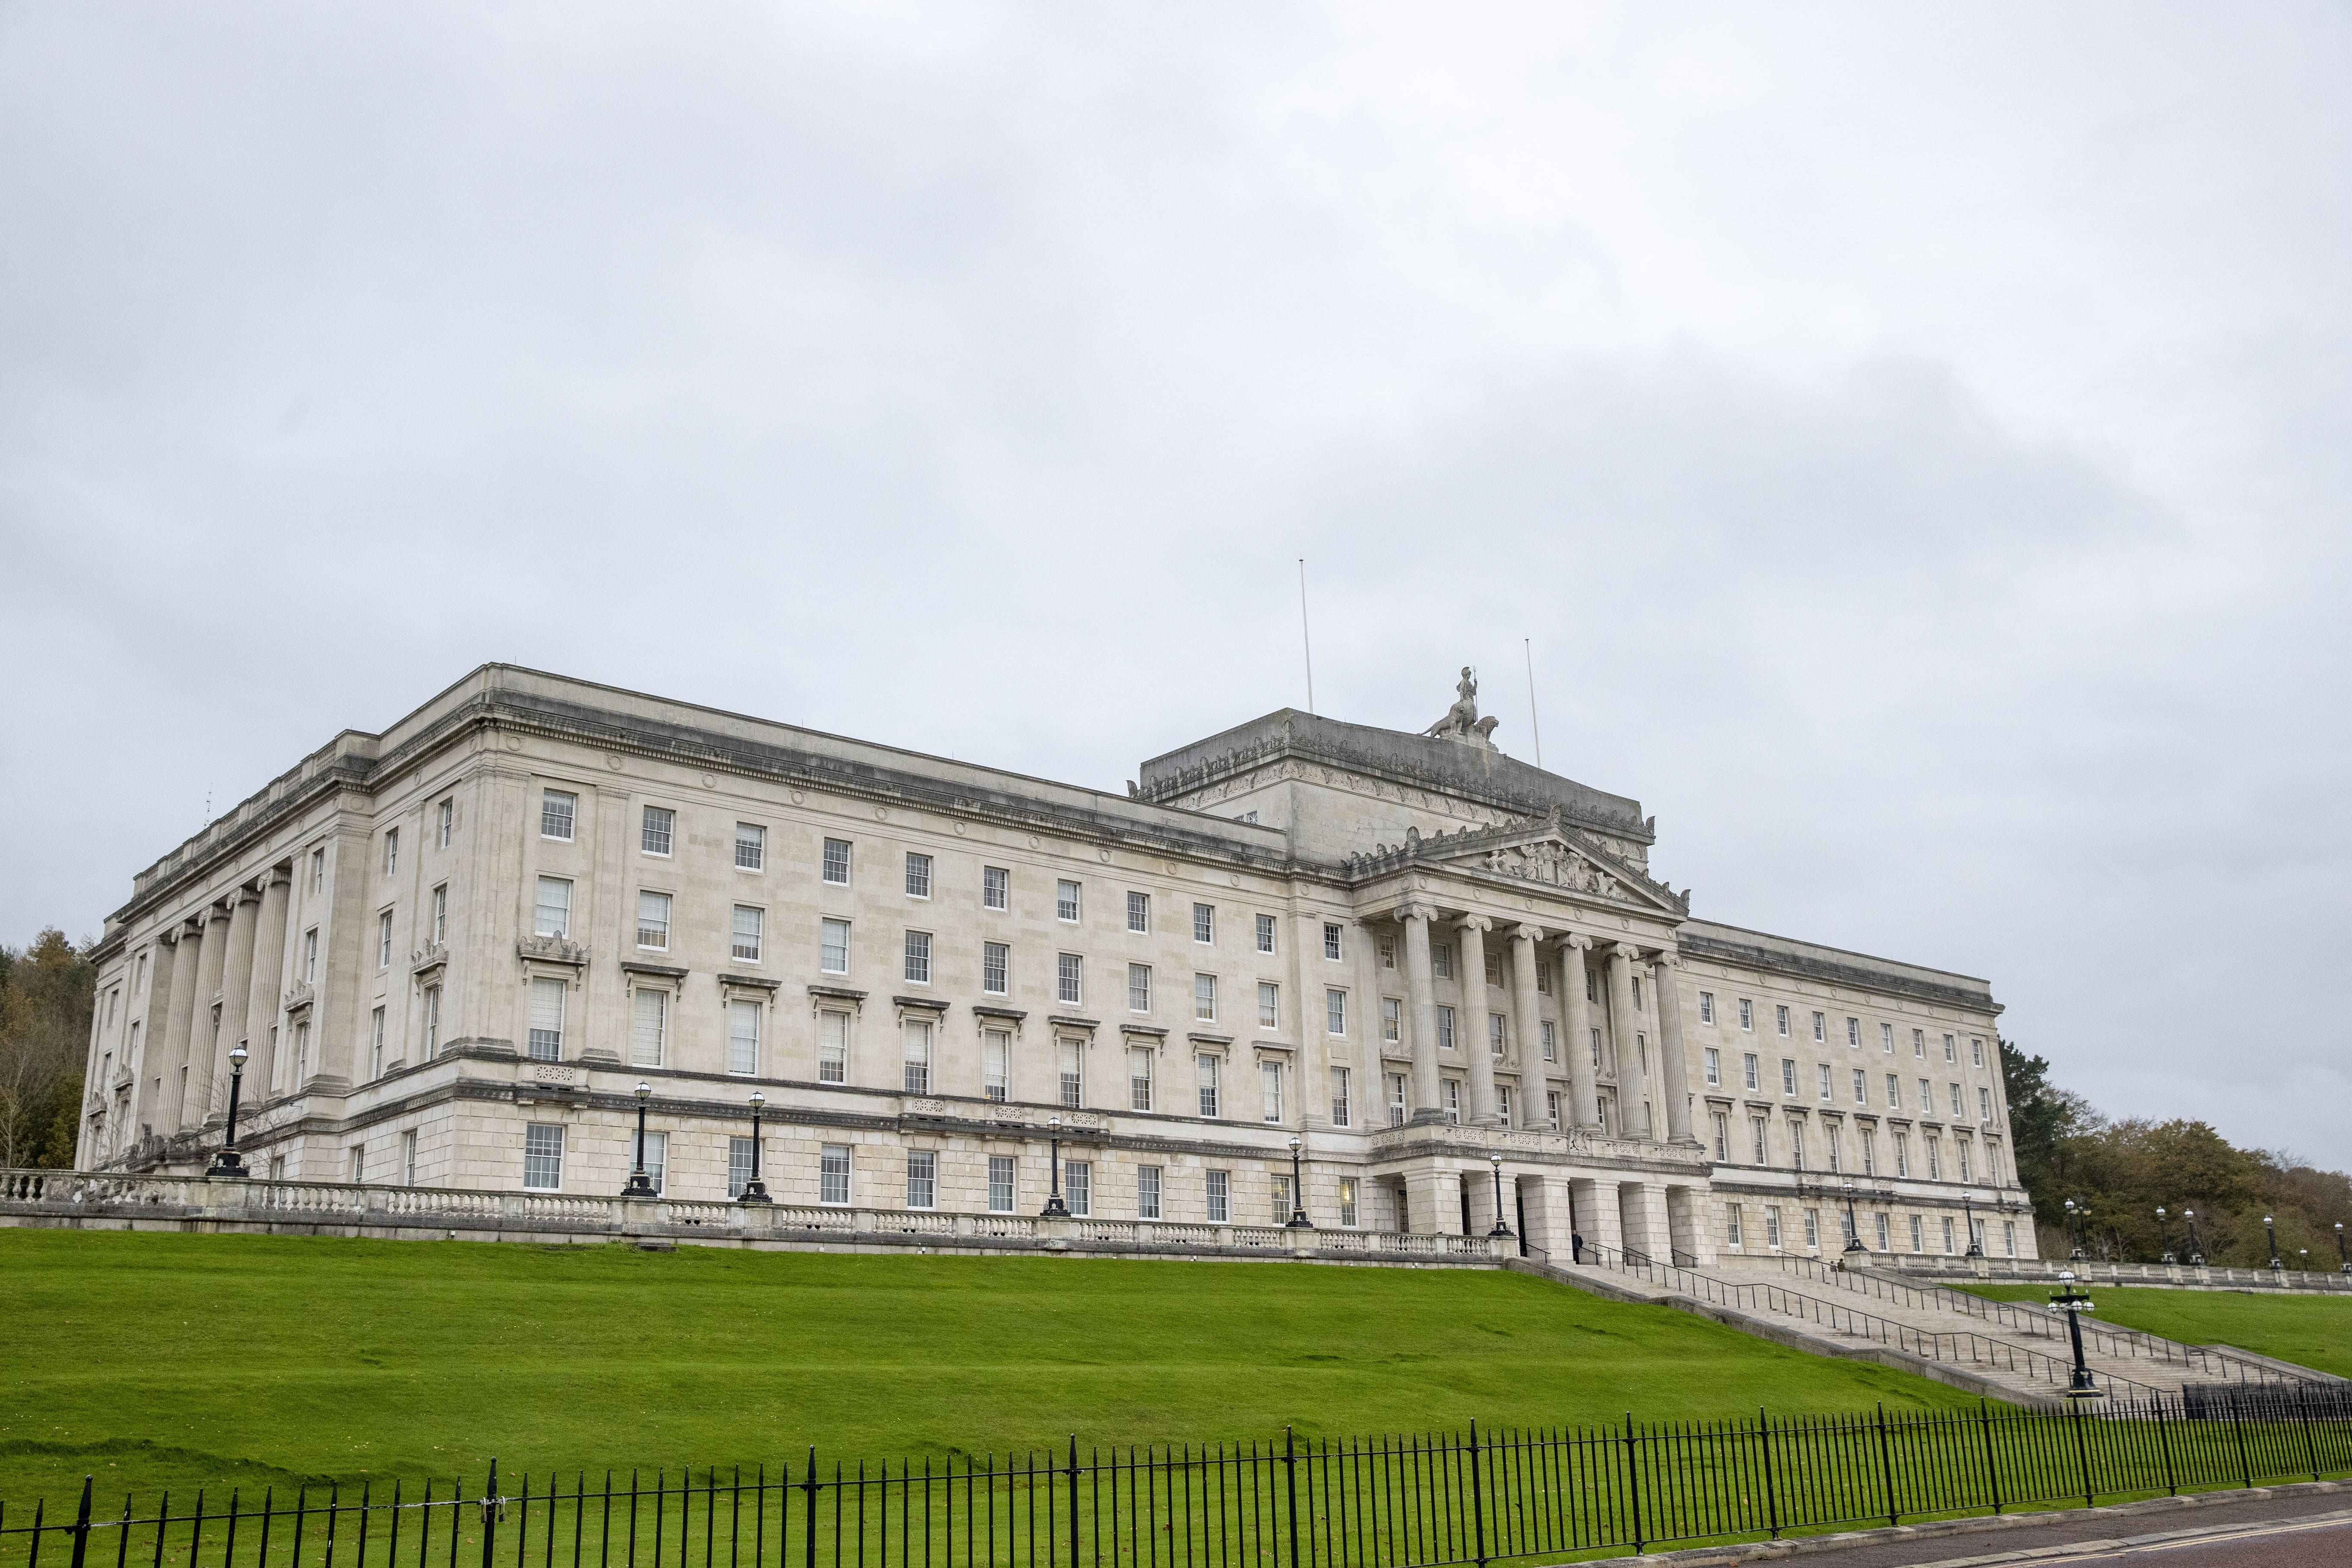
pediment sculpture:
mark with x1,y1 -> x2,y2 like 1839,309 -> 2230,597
1424,667 -> 1501,750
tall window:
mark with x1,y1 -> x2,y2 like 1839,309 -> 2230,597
1788,1121 -> 1806,1170
983,866 -> 1010,910
1057,953 -> 1082,1005
641,806 -> 674,857
1750,1116 -> 1767,1164
1913,1028 -> 1926,1057
541,790 -> 576,841
1326,989 -> 1346,1036
1949,1082 -> 1964,1117
528,979 -> 565,1060
1781,1058 -> 1796,1096
422,986 -> 441,1058
523,1125 -> 564,1190
902,1019 -> 932,1093
1909,1215 -> 1924,1252
1817,1063 -> 1832,1101
1192,903 -> 1215,943
1432,942 -> 1453,980
1382,997 -> 1402,1044
1979,1086 -> 1993,1121
1739,998 -> 1753,1031
309,845 -> 326,892
437,798 -> 454,848
1064,1161 -> 1091,1217
637,891 -> 671,949
820,919 -> 851,974
1205,1169 -> 1229,1223
1136,1164 -> 1162,1219
906,1151 -> 937,1209
988,1155 -> 1016,1213
1126,891 -> 1150,933
1057,1038 -> 1083,1106
431,884 -> 447,944
1544,1091 -> 1562,1130
1944,1033 -> 1957,1063
1880,1022 -> 1893,1052
818,1012 -> 848,1083
1442,1079 -> 1461,1123
1252,980 -> 1278,1028
631,989 -> 667,1066
1329,1066 -> 1350,1127
983,1029 -> 1010,1102
370,1006 -> 387,1078
1919,1076 -> 1933,1111
384,827 -> 398,876
1129,1047 -> 1153,1110
1775,1004 -> 1790,1037
377,910 -> 394,970
1196,1054 -> 1220,1118
1269,1174 -> 1292,1225
820,1144 -> 851,1205
1056,880 -> 1081,922
822,838 -> 851,884
1195,974 -> 1219,1023
1886,1074 -> 1902,1109
727,1000 -> 760,1075
1699,991 -> 1714,1024
1388,1074 -> 1407,1127
1862,1127 -> 1877,1176
728,1138 -> 758,1199
1846,1017 -> 1860,1048
1971,1037 -> 1985,1067
1322,923 -> 1343,961
904,853 -> 932,898
1436,1006 -> 1455,1050
1703,1047 -> 1720,1085
404,1129 -> 420,1185
735,823 -> 766,870
1255,914 -> 1276,954
1811,1012 -> 1826,1043
1894,1133 -> 1910,1177
1489,1014 -> 1507,1057
534,877 -> 572,938
1711,1112 -> 1729,1160
732,906 -> 764,962
903,930 -> 932,984
1727,1203 -> 1744,1246
1877,1213 -> 1893,1251
1127,963 -> 1151,1012
984,942 -> 1011,995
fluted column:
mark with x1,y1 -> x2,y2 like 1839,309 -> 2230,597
1507,925 -> 1548,1129
1607,942 -> 1650,1139
1352,917 -> 1387,1129
1456,916 -> 1497,1125
133,930 -> 189,1135
1651,949 -> 1697,1145
181,907 -> 232,1130
243,873 -> 292,1092
1398,904 -> 1442,1115
211,887 -> 262,1118
1558,934 -> 1599,1128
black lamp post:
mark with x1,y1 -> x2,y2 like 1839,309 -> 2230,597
2064,1197 -> 2087,1261
737,1090 -> 772,1204
1962,1190 -> 1984,1259
2156,1206 -> 2174,1264
1486,1152 -> 1513,1239
622,1081 -> 658,1197
2264,1214 -> 2282,1272
2049,1271 -> 2103,1400
1841,1180 -> 1867,1256
2336,1222 -> 2346,1274
206,1043 -> 250,1177
2184,1207 -> 2205,1266
1039,1114 -> 1069,1218
1286,1135 -> 1311,1228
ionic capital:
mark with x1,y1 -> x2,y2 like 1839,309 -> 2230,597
1393,901 -> 1439,925
1612,941 -> 1642,962
1455,914 -> 1493,935
1651,948 -> 1682,971
1555,932 -> 1592,954
1511,923 -> 1546,945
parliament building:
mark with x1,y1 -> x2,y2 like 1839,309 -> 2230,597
74,665 -> 2037,1264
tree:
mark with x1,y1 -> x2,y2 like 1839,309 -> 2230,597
0,928 -> 97,1167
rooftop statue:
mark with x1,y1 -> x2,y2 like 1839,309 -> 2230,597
1424,666 -> 1501,750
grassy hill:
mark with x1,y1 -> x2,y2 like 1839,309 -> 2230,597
0,1228 -> 1983,1508
1954,1280 -> 2352,1380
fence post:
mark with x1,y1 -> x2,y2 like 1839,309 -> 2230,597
2156,1395 -> 2177,1497
481,1459 -> 499,1568
2067,1403 -> 2092,1511
1622,1414 -> 1643,1557
1283,1427 -> 1304,1568
2231,1392 -> 2252,1489
1976,1400 -> 2001,1515
801,1450 -> 818,1568
2298,1384 -> 2321,1483
1873,1405 -> 1897,1529
1065,1436 -> 1080,1568
1465,1421 -> 1487,1568
67,1476 -> 93,1568
1758,1411 -> 1779,1541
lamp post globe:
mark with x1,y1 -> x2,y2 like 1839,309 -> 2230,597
737,1090 -> 772,1204
1285,1135 -> 1311,1228
2184,1208 -> 2205,1266
1039,1114 -> 1070,1218
1486,1152 -> 1513,1241
1840,1180 -> 1867,1256
2264,1214 -> 2282,1271
622,1081 -> 658,1198
207,1042 -> 251,1177
2063,1197 -> 2085,1260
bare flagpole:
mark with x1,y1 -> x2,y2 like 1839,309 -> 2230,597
1298,559 -> 1316,715
1524,638 -> 1542,769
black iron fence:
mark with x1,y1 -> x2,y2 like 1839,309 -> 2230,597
7,1395 -> 2349,1568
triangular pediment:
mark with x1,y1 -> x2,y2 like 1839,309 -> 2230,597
1342,815 -> 1689,916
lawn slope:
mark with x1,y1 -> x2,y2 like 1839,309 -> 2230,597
3,1228 -> 1980,1506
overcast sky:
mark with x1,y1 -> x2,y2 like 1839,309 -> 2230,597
4,5 -> 2346,1169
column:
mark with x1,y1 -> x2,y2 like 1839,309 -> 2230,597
181,907 -> 233,1130
1457,916 -> 1497,1125
1507,925 -> 1547,1130
136,926 -> 193,1135
1406,1168 -> 1455,1234
1464,1164 -> 1499,1235
1607,943 -> 1649,1138
1558,934 -> 1600,1128
1352,918 -> 1388,1130
211,887 -> 262,1119
1399,904 -> 1442,1117
1629,1182 -> 1675,1261
243,873 -> 292,1093
1651,949 -> 1696,1145
1518,1171 -> 1556,1256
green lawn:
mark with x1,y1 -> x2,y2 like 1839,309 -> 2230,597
1953,1281 -> 2352,1380
0,1228 -> 1983,1509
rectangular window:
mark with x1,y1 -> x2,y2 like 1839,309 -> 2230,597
1541,1020 -> 1558,1063
1389,1073 -> 1408,1127
294,1021 -> 310,1083
641,806 -> 675,857
1127,891 -> 1150,933
523,1124 -> 564,1190
1920,1076 -> 1934,1111
823,838 -> 851,885
732,905 -> 764,962
437,797 -> 454,849
1812,1011 -> 1826,1043
1895,1133 -> 1911,1178
1326,989 -> 1346,1036
1739,998 -> 1753,1031
1979,1085 -> 1993,1122
988,1155 -> 1016,1213
377,910 -> 394,970
735,822 -> 766,870
1862,1127 -> 1877,1176
1382,997 -> 1402,1044
637,891 -> 671,949
1909,1214 -> 1923,1251
1378,934 -> 1396,969
1704,1047 -> 1721,1085
1743,1052 -> 1759,1091
1127,962 -> 1151,1012
1197,1054 -> 1221,1118
1699,991 -> 1715,1024
541,790 -> 576,841
1956,1138 -> 1972,1182
1590,1027 -> 1602,1067
1205,1169 -> 1229,1223
1971,1037 -> 1985,1068
1845,1017 -> 1859,1048
903,929 -> 932,984
1886,1073 -> 1901,1109
303,926 -> 318,981
1765,1207 -> 1782,1249
818,1011 -> 849,1083
431,884 -> 447,944
1853,1068 -> 1867,1104
1944,1033 -> 1957,1063
1544,1090 -> 1562,1130
1488,1014 -> 1507,1057
1136,1164 -> 1163,1219
534,877 -> 572,938
821,919 -> 851,974
906,1151 -> 937,1209
309,845 -> 326,893
903,852 -> 932,898
1727,1203 -> 1744,1246
1329,1065 -> 1351,1127
1433,942 -> 1453,980
1941,1215 -> 1955,1253
1775,1004 -> 1790,1037
1712,1111 -> 1729,1160
1536,958 -> 1552,995
820,1144 -> 851,1205
1876,1213 -> 1892,1251
1322,922 -> 1343,962
631,989 -> 667,1067
1781,1058 -> 1796,1096
1788,1121 -> 1806,1170
1057,1038 -> 1083,1107
370,1005 -> 387,1078
983,866 -> 1010,910
384,827 -> 398,876
1064,1161 -> 1090,1217
727,999 -> 760,1075
1880,1022 -> 1893,1053
1436,1005 -> 1455,1051
2004,1221 -> 2017,1257
902,1020 -> 932,1093
983,1029 -> 1010,1102
1443,1078 -> 1461,1123
1913,1027 -> 1926,1057
1057,880 -> 1081,922
403,1129 -> 419,1185
1804,1209 -> 1819,1249
422,985 -> 442,1058
1256,913 -> 1277,954
1057,953 -> 1082,1006
727,1137 -> 757,1199
1926,1137 -> 1942,1180
985,942 -> 1011,996
1269,1174 -> 1292,1225
1495,1086 -> 1512,1128
1949,1082 -> 1963,1118
1750,1116 -> 1767,1164
1130,1046 -> 1154,1111
1817,1063 -> 1832,1101
1191,903 -> 1215,944
1338,1176 -> 1358,1228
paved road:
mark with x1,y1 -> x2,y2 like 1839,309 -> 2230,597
1912,1509 -> 2352,1565
1748,1493 -> 2352,1568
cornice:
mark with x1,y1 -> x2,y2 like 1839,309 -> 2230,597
1675,930 -> 1999,1016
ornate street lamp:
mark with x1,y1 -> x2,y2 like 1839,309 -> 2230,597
1286,1135 -> 1311,1228
622,1081 -> 658,1197
1487,1152 -> 1513,1240
1039,1115 -> 1070,1218
2336,1222 -> 2346,1274
1962,1190 -> 1984,1259
2049,1271 -> 2103,1400
2183,1208 -> 2205,1266
2264,1214 -> 2282,1272
1841,1180 -> 1867,1256
2156,1206 -> 2174,1264
206,1044 -> 250,1177
737,1090 -> 772,1204
2064,1197 -> 2087,1261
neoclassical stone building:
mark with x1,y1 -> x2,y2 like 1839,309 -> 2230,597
74,665 -> 2037,1263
